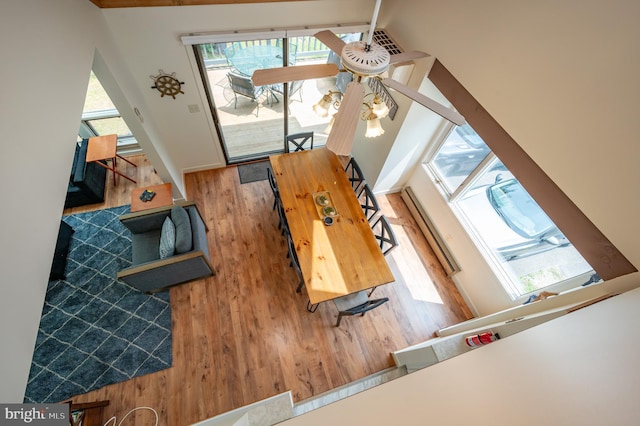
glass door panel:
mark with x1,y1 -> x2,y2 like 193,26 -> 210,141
200,38 -> 285,162
197,33 -> 362,163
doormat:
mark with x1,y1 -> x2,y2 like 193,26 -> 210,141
238,160 -> 271,184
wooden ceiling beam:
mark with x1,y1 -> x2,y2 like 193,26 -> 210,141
89,0 -> 297,8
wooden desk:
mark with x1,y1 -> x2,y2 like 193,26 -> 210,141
86,134 -> 137,185
130,183 -> 173,212
270,148 -> 394,305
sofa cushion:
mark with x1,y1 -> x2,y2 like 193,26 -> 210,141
171,206 -> 192,254
159,217 -> 176,259
131,231 -> 161,265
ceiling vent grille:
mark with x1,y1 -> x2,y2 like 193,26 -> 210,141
373,29 -> 403,55
372,29 -> 415,86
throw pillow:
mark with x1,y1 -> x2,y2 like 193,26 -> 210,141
159,217 -> 176,259
171,205 -> 193,254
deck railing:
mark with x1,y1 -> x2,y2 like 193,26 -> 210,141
199,36 -> 338,69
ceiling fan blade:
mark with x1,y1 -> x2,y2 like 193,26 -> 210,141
252,63 -> 338,86
314,30 -> 346,56
326,82 -> 366,156
389,50 -> 430,65
382,78 -> 466,125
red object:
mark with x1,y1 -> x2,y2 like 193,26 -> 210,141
465,332 -> 497,348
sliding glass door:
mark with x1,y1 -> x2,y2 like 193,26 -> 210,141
195,34 -> 360,164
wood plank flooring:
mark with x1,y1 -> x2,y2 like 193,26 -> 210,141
65,154 -> 473,425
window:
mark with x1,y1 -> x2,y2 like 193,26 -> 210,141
79,71 -> 137,151
424,59 -> 636,297
429,123 -> 490,193
426,124 -> 594,298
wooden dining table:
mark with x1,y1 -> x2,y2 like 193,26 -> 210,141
269,148 -> 395,306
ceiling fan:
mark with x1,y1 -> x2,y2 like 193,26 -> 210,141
251,0 -> 465,156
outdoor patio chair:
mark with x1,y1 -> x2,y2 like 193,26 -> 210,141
272,79 -> 304,103
227,71 -> 265,116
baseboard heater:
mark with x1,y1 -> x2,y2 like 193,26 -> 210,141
401,187 -> 460,276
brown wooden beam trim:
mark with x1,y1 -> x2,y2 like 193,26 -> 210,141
428,59 -> 636,280
89,0 -> 298,8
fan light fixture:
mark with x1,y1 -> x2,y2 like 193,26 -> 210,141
248,0 -> 463,156
313,91 -> 341,118
313,90 -> 389,138
364,112 -> 385,138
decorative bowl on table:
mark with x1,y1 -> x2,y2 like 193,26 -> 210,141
322,206 -> 337,217
316,194 -> 330,206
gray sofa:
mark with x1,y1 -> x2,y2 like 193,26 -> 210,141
117,201 -> 215,293
65,139 -> 107,208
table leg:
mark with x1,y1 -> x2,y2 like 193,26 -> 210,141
117,154 -> 138,168
306,301 -> 319,313
113,157 -> 137,183
92,159 -> 137,185
111,157 -> 117,186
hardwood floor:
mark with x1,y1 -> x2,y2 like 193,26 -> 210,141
67,154 -> 473,425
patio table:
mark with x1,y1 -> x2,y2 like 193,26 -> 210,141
226,45 -> 285,77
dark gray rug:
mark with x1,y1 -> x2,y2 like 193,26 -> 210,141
24,205 -> 172,403
238,160 -> 271,184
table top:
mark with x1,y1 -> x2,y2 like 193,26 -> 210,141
269,148 -> 395,304
86,134 -> 117,163
130,183 -> 173,213
227,45 -> 284,77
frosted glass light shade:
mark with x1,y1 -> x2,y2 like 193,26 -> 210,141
313,94 -> 332,118
365,118 -> 384,138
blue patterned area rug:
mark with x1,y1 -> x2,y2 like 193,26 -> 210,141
24,205 -> 173,403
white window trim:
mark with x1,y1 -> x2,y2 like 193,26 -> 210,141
180,23 -> 370,45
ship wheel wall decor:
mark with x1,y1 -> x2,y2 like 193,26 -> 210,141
150,69 -> 185,99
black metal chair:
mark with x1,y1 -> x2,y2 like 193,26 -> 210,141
285,132 -> 314,153
345,157 -> 365,193
357,184 -> 380,223
284,227 -> 304,293
333,291 -> 389,327
227,71 -> 265,116
371,214 -> 399,256
275,196 -> 288,236
368,214 -> 399,296
267,167 -> 279,211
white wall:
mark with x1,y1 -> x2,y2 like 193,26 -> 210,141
281,286 -> 640,426
0,0 -> 105,403
373,0 -> 640,314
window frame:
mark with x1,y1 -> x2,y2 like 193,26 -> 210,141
424,125 -> 595,299
426,60 -> 636,284
80,71 -> 139,153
